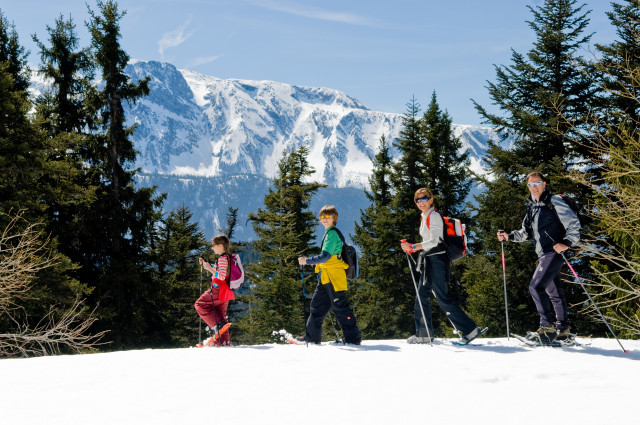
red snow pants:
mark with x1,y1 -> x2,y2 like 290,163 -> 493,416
194,287 -> 230,345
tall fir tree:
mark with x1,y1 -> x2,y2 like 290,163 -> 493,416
0,11 -> 97,353
84,0 -> 165,348
237,146 -> 323,344
0,13 -> 42,218
465,0 -> 602,336
421,91 -> 471,217
352,136 -> 414,338
354,93 -> 474,338
473,0 -> 596,168
594,0 -> 640,127
32,15 -> 95,135
32,14 -> 98,287
145,205 -> 206,347
0,13 -> 30,93
390,96 -> 428,243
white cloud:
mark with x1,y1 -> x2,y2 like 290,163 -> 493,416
248,0 -> 377,26
187,54 -> 224,68
158,17 -> 199,58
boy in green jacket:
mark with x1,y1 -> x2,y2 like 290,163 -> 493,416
297,205 -> 361,345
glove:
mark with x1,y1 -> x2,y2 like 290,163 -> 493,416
401,239 -> 415,254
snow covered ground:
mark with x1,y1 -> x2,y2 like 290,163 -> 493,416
1,336 -> 638,425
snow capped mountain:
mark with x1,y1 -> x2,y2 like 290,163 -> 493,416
121,60 -> 508,240
32,60 -> 505,240
126,60 -> 407,188
125,61 -> 502,189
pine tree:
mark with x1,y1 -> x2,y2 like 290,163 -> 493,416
0,13 -> 29,93
0,12 -> 99,355
473,0 -> 596,168
32,15 -> 95,135
594,0 -> 640,126
145,205 -> 206,347
562,0 -> 640,337
237,147 -> 323,343
84,0 -> 164,348
421,91 -> 471,217
219,207 -> 239,240
0,13 -> 42,217
465,0 -> 602,336
31,13 -> 98,282
390,96 -> 428,243
352,136 -> 414,338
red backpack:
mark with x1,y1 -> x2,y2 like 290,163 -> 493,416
425,211 -> 468,263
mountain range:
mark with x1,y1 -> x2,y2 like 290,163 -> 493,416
36,60 -> 505,242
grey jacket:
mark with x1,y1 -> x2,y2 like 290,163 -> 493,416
510,190 -> 581,257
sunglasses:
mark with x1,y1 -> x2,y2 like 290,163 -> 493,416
319,214 -> 332,220
527,181 -> 544,188
415,196 -> 430,204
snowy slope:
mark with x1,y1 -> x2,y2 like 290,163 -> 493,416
1,337 -> 637,425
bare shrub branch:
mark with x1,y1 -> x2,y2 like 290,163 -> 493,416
0,210 -> 106,357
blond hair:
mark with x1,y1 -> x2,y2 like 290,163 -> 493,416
414,187 -> 434,203
319,205 -> 338,224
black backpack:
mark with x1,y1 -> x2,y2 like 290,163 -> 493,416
322,227 -> 359,279
525,193 -> 582,237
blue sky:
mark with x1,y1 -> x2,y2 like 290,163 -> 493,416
2,0 -> 618,125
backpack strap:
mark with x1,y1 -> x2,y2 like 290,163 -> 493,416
321,227 -> 345,248
217,253 -> 232,284
425,210 -> 434,229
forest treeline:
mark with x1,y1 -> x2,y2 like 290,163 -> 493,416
1,0 -> 639,357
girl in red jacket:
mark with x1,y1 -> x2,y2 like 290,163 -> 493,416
196,234 -> 235,346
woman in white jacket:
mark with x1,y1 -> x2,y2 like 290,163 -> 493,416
401,188 -> 481,344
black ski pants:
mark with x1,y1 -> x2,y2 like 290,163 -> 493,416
305,278 -> 361,344
415,253 -> 476,338
529,251 -> 569,329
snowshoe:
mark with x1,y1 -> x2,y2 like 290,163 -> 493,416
451,326 -> 489,346
196,322 -> 232,348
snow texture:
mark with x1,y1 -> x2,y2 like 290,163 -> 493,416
1,336 -> 638,424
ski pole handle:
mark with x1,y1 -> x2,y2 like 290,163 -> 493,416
400,239 -> 415,254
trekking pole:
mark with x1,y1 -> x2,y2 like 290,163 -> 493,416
199,264 -> 203,343
498,230 -> 510,339
544,231 -> 628,353
328,312 -> 342,343
301,266 -> 309,332
401,240 -> 433,345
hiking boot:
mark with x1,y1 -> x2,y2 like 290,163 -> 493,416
201,336 -> 218,347
295,335 -> 320,345
526,325 -> 557,342
555,326 -> 572,341
460,327 -> 481,344
407,335 -> 434,344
